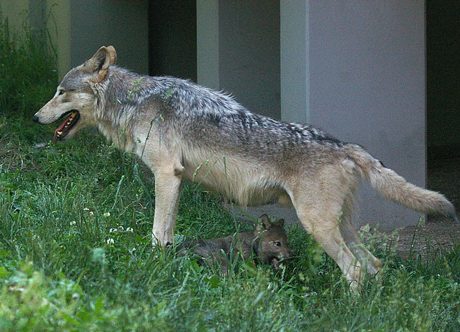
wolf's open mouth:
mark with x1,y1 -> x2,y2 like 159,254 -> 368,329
54,110 -> 80,143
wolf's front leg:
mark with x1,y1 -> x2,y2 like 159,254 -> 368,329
152,166 -> 183,246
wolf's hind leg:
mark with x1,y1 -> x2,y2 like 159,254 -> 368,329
152,165 -> 183,246
289,166 -> 369,292
340,196 -> 383,276
294,198 -> 364,292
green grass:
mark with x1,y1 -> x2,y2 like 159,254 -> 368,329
1,19 -> 460,331
1,129 -> 460,331
0,16 -> 57,143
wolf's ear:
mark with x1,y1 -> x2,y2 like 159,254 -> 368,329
84,46 -> 117,83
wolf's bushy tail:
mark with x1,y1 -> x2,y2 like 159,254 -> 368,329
345,144 -> 458,221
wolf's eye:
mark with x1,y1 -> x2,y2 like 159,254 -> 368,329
58,89 -> 65,95
274,241 -> 282,247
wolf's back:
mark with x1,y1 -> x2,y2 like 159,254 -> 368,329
345,144 -> 457,220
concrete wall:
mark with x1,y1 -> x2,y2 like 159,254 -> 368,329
0,0 -> 71,78
197,0 -> 281,120
0,0 -> 148,77
0,0 -> 29,34
301,1 -> 425,229
280,0 -> 309,124
197,0 -> 219,89
70,0 -> 148,75
46,1 -> 71,79
219,0 -> 280,119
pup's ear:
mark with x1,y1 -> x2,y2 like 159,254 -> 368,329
274,218 -> 285,227
259,214 -> 272,230
84,46 -> 117,83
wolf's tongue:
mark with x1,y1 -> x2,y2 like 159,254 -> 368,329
54,112 -> 77,143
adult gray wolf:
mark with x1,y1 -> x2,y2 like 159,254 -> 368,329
176,214 -> 294,272
33,46 -> 457,290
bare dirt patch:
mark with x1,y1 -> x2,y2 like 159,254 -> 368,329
390,156 -> 460,259
386,220 -> 460,260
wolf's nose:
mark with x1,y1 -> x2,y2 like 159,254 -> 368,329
32,115 -> 39,123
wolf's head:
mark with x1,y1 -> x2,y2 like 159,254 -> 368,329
33,46 -> 117,142
254,214 -> 294,269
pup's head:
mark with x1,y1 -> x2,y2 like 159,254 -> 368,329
254,214 -> 293,269
33,46 -> 117,142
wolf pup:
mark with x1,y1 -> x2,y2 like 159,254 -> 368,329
34,46 -> 457,291
177,214 -> 293,272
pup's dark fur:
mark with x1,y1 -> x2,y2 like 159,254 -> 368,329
177,215 -> 293,271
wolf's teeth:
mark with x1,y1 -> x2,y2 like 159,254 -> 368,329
65,113 -> 76,128
57,131 -> 63,135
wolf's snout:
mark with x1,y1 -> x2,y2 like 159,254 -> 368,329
32,115 -> 40,123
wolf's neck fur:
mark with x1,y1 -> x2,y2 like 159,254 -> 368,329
93,67 -> 152,151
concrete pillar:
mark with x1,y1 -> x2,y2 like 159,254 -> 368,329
46,0 -> 71,79
197,0 -> 280,119
197,0 -> 220,89
280,1 -> 425,230
280,0 -> 309,123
